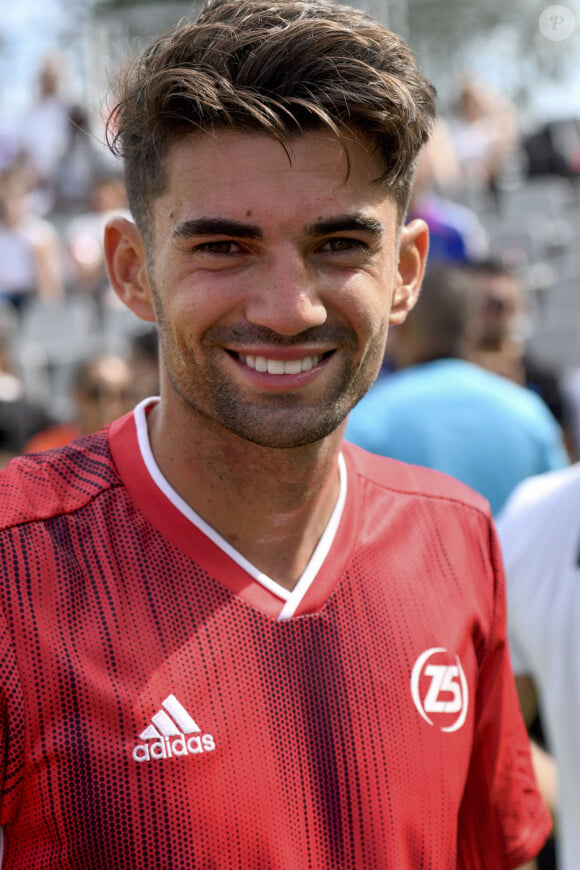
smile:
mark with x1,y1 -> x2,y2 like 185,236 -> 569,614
238,354 -> 322,374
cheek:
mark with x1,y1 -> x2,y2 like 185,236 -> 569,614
340,274 -> 395,339
165,271 -> 242,331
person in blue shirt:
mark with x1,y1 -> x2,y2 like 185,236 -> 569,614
346,264 -> 569,515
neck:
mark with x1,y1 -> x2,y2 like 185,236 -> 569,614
147,400 -> 345,592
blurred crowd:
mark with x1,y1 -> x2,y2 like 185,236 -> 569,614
0,53 -> 160,466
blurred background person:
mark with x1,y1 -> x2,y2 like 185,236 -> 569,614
465,258 -> 574,457
345,263 -> 569,516
63,163 -> 129,315
52,103 -> 117,218
497,463 -> 580,870
0,165 -> 65,318
24,352 -> 133,452
450,74 -> 519,206
407,119 -> 490,264
17,53 -> 72,214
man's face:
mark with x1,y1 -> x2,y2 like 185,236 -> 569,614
118,129 -> 425,448
477,274 -> 524,348
76,357 -> 134,435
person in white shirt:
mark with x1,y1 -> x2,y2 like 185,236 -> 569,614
497,465 -> 580,870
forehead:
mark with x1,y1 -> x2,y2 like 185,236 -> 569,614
154,129 -> 397,231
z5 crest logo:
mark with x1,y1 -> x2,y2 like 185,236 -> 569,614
410,647 -> 469,733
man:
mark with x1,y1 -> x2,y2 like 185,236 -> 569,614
23,353 -> 134,452
0,1 -> 549,867
346,263 -> 568,515
497,466 -> 580,870
465,258 -> 569,438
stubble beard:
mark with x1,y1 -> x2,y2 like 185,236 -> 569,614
165,349 -> 381,449
152,286 -> 385,450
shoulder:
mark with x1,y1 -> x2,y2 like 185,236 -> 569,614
346,361 -> 455,425
396,361 -> 563,435
453,360 -> 557,409
352,359 -> 549,407
0,429 -> 120,531
496,464 -> 580,589
499,463 -> 580,530
497,466 -> 580,672
343,439 -> 491,517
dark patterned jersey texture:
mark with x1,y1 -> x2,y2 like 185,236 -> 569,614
0,412 -> 550,869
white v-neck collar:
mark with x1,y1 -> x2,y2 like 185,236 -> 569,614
133,398 -> 347,620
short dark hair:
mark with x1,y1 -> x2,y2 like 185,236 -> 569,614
460,257 -> 518,281
107,0 -> 437,236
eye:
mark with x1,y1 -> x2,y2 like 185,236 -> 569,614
195,240 -> 242,255
319,237 -> 368,253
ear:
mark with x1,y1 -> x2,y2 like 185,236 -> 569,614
389,218 -> 429,325
104,216 -> 156,323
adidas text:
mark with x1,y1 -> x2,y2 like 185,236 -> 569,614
133,732 -> 216,763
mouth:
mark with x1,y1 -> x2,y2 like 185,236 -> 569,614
225,349 -> 336,375
237,353 -> 325,374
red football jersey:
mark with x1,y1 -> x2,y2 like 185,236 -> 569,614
0,404 -> 550,868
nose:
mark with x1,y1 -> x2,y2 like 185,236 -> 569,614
244,247 -> 327,335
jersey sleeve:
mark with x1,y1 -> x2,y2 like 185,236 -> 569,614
0,607 -> 25,826
456,519 -> 551,868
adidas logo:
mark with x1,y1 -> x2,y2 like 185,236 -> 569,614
132,694 -> 216,763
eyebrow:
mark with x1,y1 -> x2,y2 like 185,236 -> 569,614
305,214 -> 385,238
173,217 -> 263,241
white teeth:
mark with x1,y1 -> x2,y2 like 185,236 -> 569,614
240,354 -> 321,373
283,359 -> 303,374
